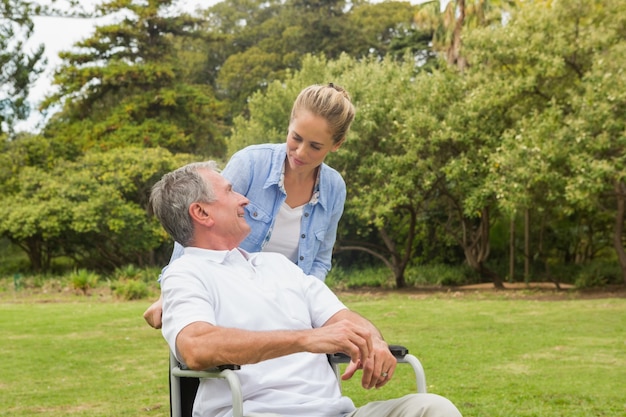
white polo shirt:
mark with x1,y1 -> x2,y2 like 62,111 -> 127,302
161,247 -> 356,417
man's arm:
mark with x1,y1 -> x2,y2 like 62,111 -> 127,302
176,322 -> 307,370
176,308 -> 396,390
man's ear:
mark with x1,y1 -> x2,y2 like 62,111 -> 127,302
189,203 -> 214,226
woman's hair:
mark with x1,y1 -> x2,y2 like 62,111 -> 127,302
290,83 -> 356,144
150,161 -> 219,247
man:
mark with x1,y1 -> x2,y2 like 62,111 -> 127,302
150,161 -> 462,417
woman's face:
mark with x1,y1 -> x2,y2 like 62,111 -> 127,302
285,110 -> 342,175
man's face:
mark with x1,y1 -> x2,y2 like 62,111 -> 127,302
202,170 -> 251,247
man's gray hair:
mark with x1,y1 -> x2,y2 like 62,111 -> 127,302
150,161 -> 219,246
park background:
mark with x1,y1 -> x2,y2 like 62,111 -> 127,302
0,0 -> 625,415
1,0 -> 626,291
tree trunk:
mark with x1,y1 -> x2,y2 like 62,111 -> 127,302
614,179 -> 626,284
333,243 -> 407,288
509,216 -> 515,281
447,0 -> 467,71
458,207 -> 504,288
17,237 -> 44,273
335,207 -> 418,289
524,208 -> 530,283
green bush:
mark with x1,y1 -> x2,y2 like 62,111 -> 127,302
327,263 -> 480,289
404,263 -> 479,287
326,266 -> 390,289
140,266 -> 163,284
112,264 -> 162,284
114,279 -> 149,300
574,261 -> 622,289
112,264 -> 144,281
0,239 -> 30,276
69,269 -> 100,295
109,264 -> 158,300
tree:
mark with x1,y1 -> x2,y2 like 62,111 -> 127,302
566,40 -> 626,283
403,64 -> 508,287
0,145 -> 194,272
346,1 -> 420,60
413,0 -> 519,71
0,0 -> 45,135
467,0 -> 626,282
203,0 -> 418,118
40,0 -> 226,157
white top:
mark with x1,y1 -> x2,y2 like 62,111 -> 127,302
263,202 -> 303,263
161,247 -> 355,417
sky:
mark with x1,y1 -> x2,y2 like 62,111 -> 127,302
17,0 -> 439,132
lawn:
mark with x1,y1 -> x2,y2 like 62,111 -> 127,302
0,289 -> 624,417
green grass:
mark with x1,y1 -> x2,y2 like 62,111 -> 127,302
0,291 -> 624,417
0,299 -> 168,416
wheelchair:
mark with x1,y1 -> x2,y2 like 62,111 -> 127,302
169,345 -> 427,417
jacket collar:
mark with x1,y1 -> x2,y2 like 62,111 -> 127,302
263,143 -> 328,209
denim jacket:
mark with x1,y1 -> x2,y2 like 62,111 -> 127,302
221,143 -> 346,280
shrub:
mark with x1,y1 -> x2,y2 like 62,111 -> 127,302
574,261 -> 622,289
140,266 -> 163,284
326,266 -> 390,289
404,264 -> 479,287
109,264 -> 159,300
112,264 -> 144,281
69,269 -> 100,295
114,279 -> 149,300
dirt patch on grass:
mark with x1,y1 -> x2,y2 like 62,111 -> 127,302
453,282 -> 626,300
459,282 -> 575,290
456,282 -> 626,300
337,282 -> 626,301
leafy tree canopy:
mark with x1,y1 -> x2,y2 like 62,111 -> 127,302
0,0 -> 45,136
0,145 -> 195,272
203,0 -> 419,118
40,0 -> 226,157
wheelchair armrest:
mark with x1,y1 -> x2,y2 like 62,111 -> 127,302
329,344 -> 409,363
328,344 -> 427,393
389,344 -> 409,356
179,362 -> 241,371
171,359 -> 244,417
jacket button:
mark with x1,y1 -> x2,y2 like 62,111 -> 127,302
301,234 -> 306,238
299,256 -> 304,261
253,212 -> 258,217
304,212 -> 310,217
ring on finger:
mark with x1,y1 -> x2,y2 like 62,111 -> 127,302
380,371 -> 388,377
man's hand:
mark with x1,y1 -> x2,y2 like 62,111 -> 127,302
321,309 -> 397,389
143,297 -> 163,329
305,319 -> 374,363
341,340 -> 396,389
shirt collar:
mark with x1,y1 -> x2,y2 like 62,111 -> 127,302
183,246 -> 263,266
263,144 -> 287,188
183,246 -> 230,263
